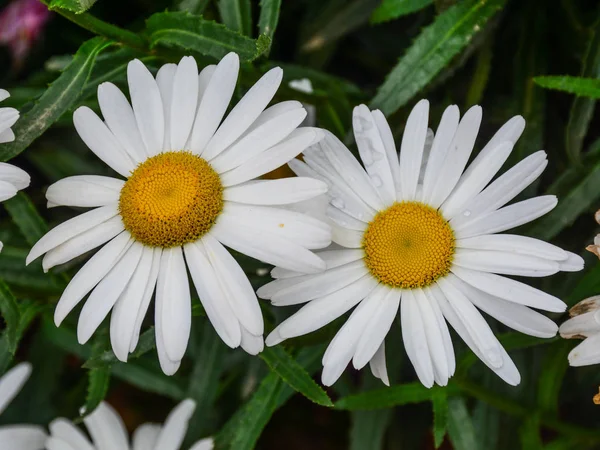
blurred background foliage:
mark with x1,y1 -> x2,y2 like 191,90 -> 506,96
0,0 -> 600,449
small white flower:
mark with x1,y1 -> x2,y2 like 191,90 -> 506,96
0,363 -> 47,449
585,209 -> 600,259
0,89 -> 18,143
260,101 -> 583,388
46,399 -> 213,450
559,296 -> 600,366
26,54 -> 330,375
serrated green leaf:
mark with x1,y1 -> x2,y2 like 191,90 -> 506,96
49,0 -> 98,14
534,76 -> 600,99
0,281 -> 20,354
0,37 -> 111,161
371,0 -> 433,24
83,367 -> 110,415
218,0 -> 252,36
4,193 -> 48,246
432,389 -> 448,448
371,0 -> 506,116
565,21 -> 600,164
146,12 -> 268,62
447,397 -> 478,450
258,0 -> 281,44
83,327 -> 156,369
336,383 -> 457,410
260,346 -> 333,407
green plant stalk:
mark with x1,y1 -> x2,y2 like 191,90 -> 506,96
41,0 -> 148,51
453,377 -> 600,442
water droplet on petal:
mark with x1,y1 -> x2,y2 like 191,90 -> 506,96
332,198 -> 345,209
372,151 -> 384,161
462,210 -> 471,217
371,175 -> 383,187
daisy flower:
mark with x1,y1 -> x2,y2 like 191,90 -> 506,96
259,100 -> 583,388
46,399 -> 213,450
559,296 -> 600,366
26,53 -> 330,374
0,363 -> 47,449
585,209 -> 600,259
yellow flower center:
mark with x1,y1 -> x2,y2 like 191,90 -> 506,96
363,201 -> 455,289
119,151 -> 223,248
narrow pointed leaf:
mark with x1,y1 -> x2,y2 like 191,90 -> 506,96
371,0 -> 433,24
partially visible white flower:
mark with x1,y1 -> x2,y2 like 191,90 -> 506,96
560,296 -> 600,366
0,89 -> 18,143
289,78 -> 313,94
46,399 -> 213,450
586,209 -> 600,259
289,78 -> 316,128
0,362 -> 47,450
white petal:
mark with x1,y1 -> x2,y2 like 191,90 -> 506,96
327,206 -> 368,231
155,272 -> 181,376
128,59 -> 164,157
244,100 -> 303,134
353,286 -> 399,369
156,246 -> 191,362
441,141 -> 513,218
437,276 -> 503,368
77,242 -> 144,344
482,115 -> 526,150
460,281 -> 558,338
184,242 -> 241,348
0,163 -> 30,190
110,246 -> 155,362
210,107 -> 306,173
223,178 -> 327,206
191,53 -> 239,154
0,128 -> 15,144
197,65 -> 217,104
451,266 -> 566,313
0,362 -> 30,415
84,402 -> 129,450
156,63 -> 177,152
432,285 -> 521,386
451,151 -> 547,226
0,181 -> 16,202
266,275 -> 378,344
202,234 -> 263,335
423,287 -> 455,376
270,260 -> 368,306
152,399 -> 196,450
372,109 -> 401,194
42,215 -> 124,272
0,425 -> 46,450
369,341 -> 389,386
453,248 -> 559,277
421,105 -> 460,204
203,67 -> 283,160
271,249 -> 364,279
454,195 -> 557,239
398,100 -> 429,201
98,82 -> 147,163
132,424 -> 161,450
401,290 -> 434,387
49,418 -> 94,450
0,107 -> 18,133
567,334 -> 600,366
456,234 -> 568,261
54,232 -> 132,326
73,106 -> 135,177
27,204 -> 119,265
240,327 -> 264,355
558,252 -> 585,272
170,57 -> 199,151
559,311 -> 600,339
189,438 -> 215,450
211,215 -> 326,274
353,105 -> 396,204
0,90 -> 9,102
220,128 -> 322,187
46,175 -> 123,209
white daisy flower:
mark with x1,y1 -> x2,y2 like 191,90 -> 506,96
259,100 -> 584,388
0,89 -> 19,144
0,363 -> 47,449
26,53 -> 330,375
46,399 -> 213,450
559,296 -> 600,366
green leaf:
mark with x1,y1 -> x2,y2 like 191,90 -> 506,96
565,21 -> 600,164
110,361 -> 185,400
146,12 -> 269,62
4,193 -> 48,246
336,383 -> 457,410
371,0 -> 433,24
432,389 -> 448,448
0,37 -> 111,161
218,0 -> 252,36
447,397 -> 478,450
349,409 -> 393,450
534,76 -> 600,99
49,0 -> 98,14
370,0 -> 506,116
83,367 -> 110,415
0,247 -> 66,293
83,328 -> 156,369
0,281 -> 20,354
258,0 -> 281,43
260,346 -> 333,407
466,37 -> 493,107
519,415 -> 543,450
177,0 -> 211,14
536,341 -> 570,415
